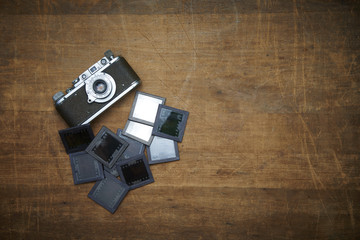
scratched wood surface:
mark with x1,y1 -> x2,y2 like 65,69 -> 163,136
0,0 -> 359,239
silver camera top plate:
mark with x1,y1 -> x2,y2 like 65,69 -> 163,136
56,56 -> 119,104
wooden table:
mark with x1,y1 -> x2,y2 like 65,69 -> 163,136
0,1 -> 359,239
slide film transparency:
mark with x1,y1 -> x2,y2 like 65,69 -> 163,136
152,105 -> 189,142
104,129 -> 145,177
117,154 -> 154,190
69,151 -> 104,185
58,124 -> 95,154
88,171 -> 129,214
128,91 -> 166,125
122,120 -> 154,146
146,136 -> 179,164
86,126 -> 129,168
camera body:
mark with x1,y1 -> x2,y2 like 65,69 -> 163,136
53,50 -> 141,126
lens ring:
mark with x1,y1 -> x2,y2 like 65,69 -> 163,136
93,79 -> 107,94
85,72 -> 116,103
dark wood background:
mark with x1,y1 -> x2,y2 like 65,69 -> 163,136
0,0 -> 359,239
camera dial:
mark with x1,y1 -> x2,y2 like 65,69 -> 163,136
85,72 -> 116,103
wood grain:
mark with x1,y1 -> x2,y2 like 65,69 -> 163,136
0,0 -> 359,239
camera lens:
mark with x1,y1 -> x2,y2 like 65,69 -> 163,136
93,79 -> 107,94
85,72 -> 116,103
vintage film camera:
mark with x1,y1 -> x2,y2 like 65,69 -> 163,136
53,50 -> 141,126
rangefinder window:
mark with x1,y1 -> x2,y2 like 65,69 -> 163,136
90,66 -> 97,73
58,124 -> 95,154
86,126 -> 129,168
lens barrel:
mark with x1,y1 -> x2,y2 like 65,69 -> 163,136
93,79 -> 107,94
